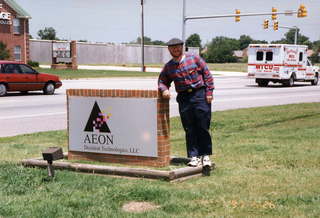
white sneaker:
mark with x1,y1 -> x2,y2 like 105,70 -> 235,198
202,155 -> 212,167
187,156 -> 201,167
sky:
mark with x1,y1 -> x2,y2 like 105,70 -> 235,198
14,0 -> 320,45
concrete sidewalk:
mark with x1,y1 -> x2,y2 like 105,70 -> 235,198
40,65 -> 246,76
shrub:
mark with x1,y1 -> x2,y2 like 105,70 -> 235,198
27,60 -> 39,67
0,41 -> 10,60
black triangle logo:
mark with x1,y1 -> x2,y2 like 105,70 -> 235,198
84,101 -> 111,133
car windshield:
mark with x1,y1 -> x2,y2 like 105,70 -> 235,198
19,64 -> 35,74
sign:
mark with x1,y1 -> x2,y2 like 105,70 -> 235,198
53,42 -> 71,58
0,20 -> 10,25
0,11 -> 11,24
68,96 -> 158,157
0,12 -> 10,20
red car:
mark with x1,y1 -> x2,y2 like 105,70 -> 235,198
0,61 -> 62,96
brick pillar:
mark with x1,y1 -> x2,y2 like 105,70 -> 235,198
71,40 -> 78,70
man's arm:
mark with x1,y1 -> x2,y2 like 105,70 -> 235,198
197,56 -> 214,103
158,66 -> 172,99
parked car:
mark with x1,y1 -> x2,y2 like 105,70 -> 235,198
0,61 -> 62,96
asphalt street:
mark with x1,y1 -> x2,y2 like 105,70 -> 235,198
0,75 -> 319,137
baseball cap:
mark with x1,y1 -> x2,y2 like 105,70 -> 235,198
167,38 -> 184,46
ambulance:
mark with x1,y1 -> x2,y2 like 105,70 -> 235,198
247,44 -> 319,87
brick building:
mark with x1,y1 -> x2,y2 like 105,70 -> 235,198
0,0 -> 31,63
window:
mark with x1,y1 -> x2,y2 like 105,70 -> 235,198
13,18 -> 21,34
19,64 -> 35,74
299,52 -> 303,62
266,51 -> 273,61
256,51 -> 264,61
3,64 -> 21,74
14,46 -> 21,61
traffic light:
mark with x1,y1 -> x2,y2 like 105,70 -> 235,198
271,7 -> 277,20
263,19 -> 269,29
298,4 -> 307,17
235,9 -> 240,22
273,21 -> 279,31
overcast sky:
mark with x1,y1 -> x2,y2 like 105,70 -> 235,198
15,0 -> 320,45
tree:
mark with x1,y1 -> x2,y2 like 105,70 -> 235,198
204,36 -> 239,63
135,36 -> 152,45
186,33 -> 202,48
285,29 -> 311,46
37,27 -> 58,40
238,35 -> 253,50
310,40 -> 320,63
130,37 -> 166,46
0,41 -> 10,60
271,29 -> 312,48
251,39 -> 268,44
151,40 -> 166,46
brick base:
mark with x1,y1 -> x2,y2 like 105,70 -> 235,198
67,89 -> 170,167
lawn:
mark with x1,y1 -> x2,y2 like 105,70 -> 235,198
0,103 -> 319,217
36,63 -> 248,79
36,68 -> 160,80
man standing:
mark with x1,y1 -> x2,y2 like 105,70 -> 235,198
158,38 -> 214,167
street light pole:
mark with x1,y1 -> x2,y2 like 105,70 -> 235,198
294,26 -> 299,45
141,0 -> 145,72
277,25 -> 299,44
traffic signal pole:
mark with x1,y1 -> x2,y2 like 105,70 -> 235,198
181,1 -> 306,43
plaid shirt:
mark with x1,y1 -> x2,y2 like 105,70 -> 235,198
158,54 -> 214,96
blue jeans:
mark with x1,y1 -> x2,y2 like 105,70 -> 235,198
177,87 -> 212,157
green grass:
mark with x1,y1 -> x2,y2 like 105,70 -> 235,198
36,68 -> 160,80
36,63 -> 248,79
1,103 -> 320,217
208,63 -> 247,72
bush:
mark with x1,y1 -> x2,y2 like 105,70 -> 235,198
0,41 -> 10,60
204,36 -> 239,63
27,60 -> 39,67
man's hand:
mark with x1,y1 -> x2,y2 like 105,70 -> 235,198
162,90 -> 171,99
206,95 -> 213,104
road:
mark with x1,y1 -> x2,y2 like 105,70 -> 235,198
0,76 -> 319,137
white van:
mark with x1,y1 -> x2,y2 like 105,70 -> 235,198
247,44 -> 319,87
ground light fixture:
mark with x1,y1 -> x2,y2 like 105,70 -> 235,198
42,147 -> 64,178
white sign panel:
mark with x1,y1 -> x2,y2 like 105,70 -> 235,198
53,42 -> 71,58
68,96 -> 158,157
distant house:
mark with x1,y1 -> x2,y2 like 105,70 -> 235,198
233,48 -> 248,61
307,49 -> 314,57
233,50 -> 244,58
0,0 -> 31,63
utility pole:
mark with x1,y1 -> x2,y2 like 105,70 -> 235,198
140,0 -> 145,72
182,0 -> 186,51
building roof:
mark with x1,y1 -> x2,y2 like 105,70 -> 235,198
4,0 -> 31,19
